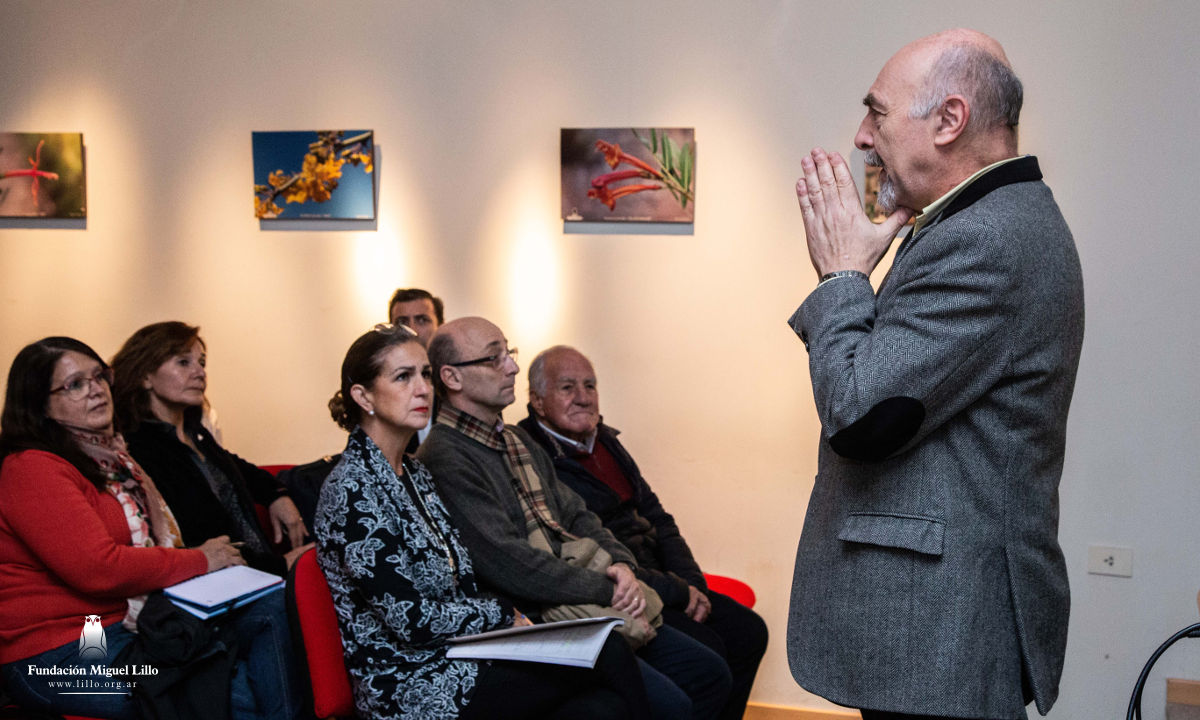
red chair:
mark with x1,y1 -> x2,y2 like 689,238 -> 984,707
287,548 -> 356,719
703,573 -> 756,609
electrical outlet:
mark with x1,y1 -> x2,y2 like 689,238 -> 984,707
1087,545 -> 1133,577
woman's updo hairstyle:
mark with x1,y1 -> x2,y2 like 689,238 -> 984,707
329,323 -> 420,431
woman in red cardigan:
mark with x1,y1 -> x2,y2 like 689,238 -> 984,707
0,337 -> 241,719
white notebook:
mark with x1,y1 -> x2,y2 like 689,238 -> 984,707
164,565 -> 284,619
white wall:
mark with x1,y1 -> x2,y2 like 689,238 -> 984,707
2,1 -> 1197,717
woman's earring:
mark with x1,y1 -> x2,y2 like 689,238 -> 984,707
368,409 -> 375,416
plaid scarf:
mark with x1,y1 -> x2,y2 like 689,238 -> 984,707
436,404 -> 578,546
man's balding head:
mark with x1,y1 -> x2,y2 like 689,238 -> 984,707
905,29 -> 1022,136
856,29 -> 1021,211
428,317 -> 519,421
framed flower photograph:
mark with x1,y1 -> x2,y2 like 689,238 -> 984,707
0,132 -> 86,218
252,130 -> 375,220
561,128 -> 695,223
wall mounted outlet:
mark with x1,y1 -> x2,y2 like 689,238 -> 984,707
1087,545 -> 1133,577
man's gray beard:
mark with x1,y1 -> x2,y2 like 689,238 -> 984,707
865,150 -> 897,214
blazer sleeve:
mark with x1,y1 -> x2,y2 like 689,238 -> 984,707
234,454 -> 287,506
790,219 -> 1019,462
422,440 -> 618,608
0,451 -> 208,597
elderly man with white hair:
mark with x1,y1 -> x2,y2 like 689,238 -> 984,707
519,344 -> 769,720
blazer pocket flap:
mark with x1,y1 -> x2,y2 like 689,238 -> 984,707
837,512 -> 945,556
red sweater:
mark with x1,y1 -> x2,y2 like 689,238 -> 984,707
0,450 -> 208,664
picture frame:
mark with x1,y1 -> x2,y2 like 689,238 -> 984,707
252,130 -> 375,220
562,128 -> 695,224
0,132 -> 86,219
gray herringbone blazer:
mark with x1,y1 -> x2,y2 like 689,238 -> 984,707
786,157 -> 1083,719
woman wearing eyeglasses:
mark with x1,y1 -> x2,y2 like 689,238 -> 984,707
315,324 -> 650,720
0,337 -> 243,719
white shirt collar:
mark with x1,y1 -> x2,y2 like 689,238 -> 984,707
537,419 -> 597,454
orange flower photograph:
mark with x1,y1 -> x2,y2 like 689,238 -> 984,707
252,130 -> 375,220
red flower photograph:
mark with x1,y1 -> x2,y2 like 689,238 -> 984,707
561,128 -> 695,223
0,132 -> 86,218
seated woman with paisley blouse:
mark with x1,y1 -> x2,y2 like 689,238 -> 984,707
315,324 -> 651,720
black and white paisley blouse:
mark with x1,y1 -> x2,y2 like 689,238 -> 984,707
315,428 -> 510,720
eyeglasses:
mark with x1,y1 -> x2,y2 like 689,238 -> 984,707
49,367 -> 113,401
373,322 -> 418,338
448,347 -> 518,370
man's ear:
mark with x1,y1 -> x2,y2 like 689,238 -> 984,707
530,392 -> 545,417
933,94 -> 970,146
440,365 -> 463,393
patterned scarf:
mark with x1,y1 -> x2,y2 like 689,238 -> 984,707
436,404 -> 578,546
70,429 -> 185,631
69,428 -> 183,550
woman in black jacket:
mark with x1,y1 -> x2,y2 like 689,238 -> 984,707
111,321 -> 311,575
111,321 -> 307,719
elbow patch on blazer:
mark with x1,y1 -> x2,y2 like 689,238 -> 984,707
828,396 -> 925,461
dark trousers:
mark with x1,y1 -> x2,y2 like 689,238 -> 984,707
861,712 -> 1005,720
661,590 -> 769,720
460,633 -> 650,720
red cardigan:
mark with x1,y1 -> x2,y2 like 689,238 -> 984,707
0,450 -> 208,664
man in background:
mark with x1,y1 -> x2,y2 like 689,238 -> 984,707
388,287 -> 443,348
786,29 -> 1084,720
389,286 -> 444,445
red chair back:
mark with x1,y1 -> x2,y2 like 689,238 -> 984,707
703,572 -> 757,608
288,548 -> 355,718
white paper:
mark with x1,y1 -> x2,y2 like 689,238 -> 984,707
446,617 -> 624,668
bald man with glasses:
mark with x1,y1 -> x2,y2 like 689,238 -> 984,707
418,317 -> 732,720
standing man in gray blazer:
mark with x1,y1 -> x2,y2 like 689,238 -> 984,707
786,29 -> 1084,720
